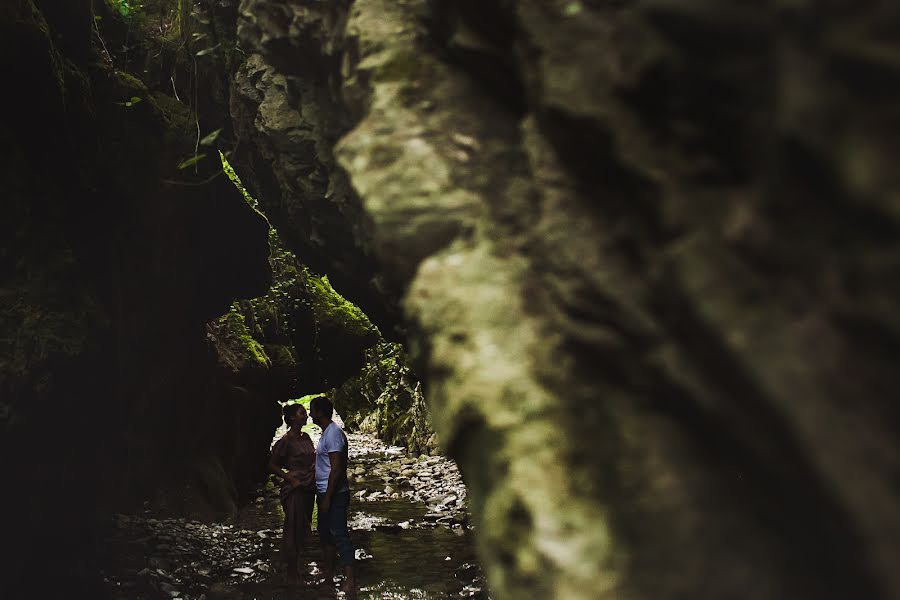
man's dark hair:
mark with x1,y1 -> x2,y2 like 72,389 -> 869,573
310,395 -> 333,419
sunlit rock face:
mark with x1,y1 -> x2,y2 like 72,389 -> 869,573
237,0 -> 900,598
228,0 -> 399,330
226,0 -> 435,451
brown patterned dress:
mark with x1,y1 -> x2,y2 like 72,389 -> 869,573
271,431 -> 316,563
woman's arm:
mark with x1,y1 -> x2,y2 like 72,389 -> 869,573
269,452 -> 299,487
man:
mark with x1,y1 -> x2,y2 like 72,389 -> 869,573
310,396 -> 355,592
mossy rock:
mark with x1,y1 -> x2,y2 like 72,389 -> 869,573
304,269 -> 376,337
212,306 -> 271,370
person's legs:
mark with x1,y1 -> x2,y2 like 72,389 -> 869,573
296,490 -> 315,582
281,492 -> 301,584
327,490 -> 355,591
317,493 -> 337,580
283,489 -> 317,584
303,490 -> 315,525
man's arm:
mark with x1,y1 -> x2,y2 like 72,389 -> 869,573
321,449 -> 347,511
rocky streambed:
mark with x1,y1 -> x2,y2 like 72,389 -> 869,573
96,433 -> 488,599
348,438 -> 469,527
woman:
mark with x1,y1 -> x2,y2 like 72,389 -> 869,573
269,403 -> 316,584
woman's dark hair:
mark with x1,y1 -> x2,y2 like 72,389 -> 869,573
283,403 -> 304,426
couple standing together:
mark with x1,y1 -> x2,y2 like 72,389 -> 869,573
269,396 -> 355,592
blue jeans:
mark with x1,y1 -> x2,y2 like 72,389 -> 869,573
317,490 -> 354,566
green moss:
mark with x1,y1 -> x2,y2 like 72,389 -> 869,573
211,156 -> 379,405
217,153 -> 373,340
115,70 -> 150,93
304,268 -> 376,336
248,339 -> 269,366
216,306 -> 271,368
220,152 -> 259,210
329,341 -> 428,447
150,90 -> 193,138
265,344 -> 296,370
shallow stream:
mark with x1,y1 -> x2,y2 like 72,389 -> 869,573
99,433 -> 489,599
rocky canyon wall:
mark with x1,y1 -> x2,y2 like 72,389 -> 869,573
3,1 -> 899,599
0,1 -> 277,594
235,1 -> 900,599
0,3 -> 420,593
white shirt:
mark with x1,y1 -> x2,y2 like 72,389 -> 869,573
315,422 -> 350,494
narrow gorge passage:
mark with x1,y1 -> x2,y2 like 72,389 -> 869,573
80,132 -> 474,597
4,2 -> 900,600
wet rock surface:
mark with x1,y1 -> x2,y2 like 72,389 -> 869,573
97,433 -> 487,599
346,434 -> 468,527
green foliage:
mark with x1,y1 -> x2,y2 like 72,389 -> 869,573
195,44 -> 220,57
283,393 -> 326,410
108,0 -> 145,24
200,128 -> 222,147
177,153 -> 206,170
117,96 -> 142,107
367,342 -> 414,443
331,340 -> 422,447
111,0 -> 141,18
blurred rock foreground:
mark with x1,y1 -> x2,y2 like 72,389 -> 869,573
241,1 -> 900,598
3,0 -> 900,599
